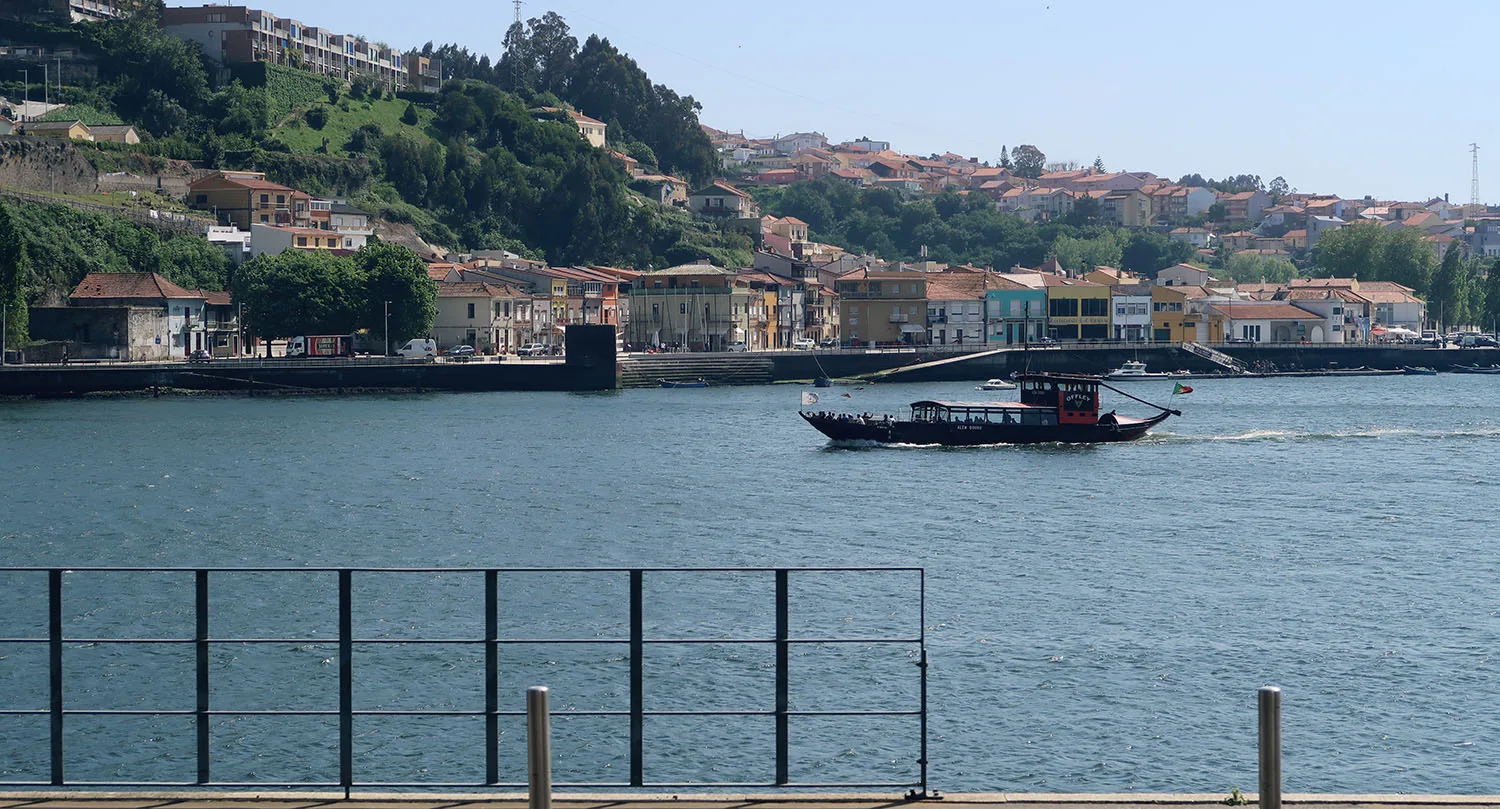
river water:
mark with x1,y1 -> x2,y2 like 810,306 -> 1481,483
3,375 -> 1500,794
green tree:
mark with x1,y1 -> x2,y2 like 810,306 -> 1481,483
1379,227 -> 1435,295
1482,259 -> 1500,329
1223,252 -> 1297,284
354,242 -> 438,348
1429,240 -> 1463,329
1207,201 -> 1228,222
1313,221 -> 1384,279
1048,231 -> 1121,272
1011,144 -> 1046,179
1091,156 -> 1105,173
999,146 -> 1011,170
160,235 -> 231,292
1120,230 -> 1193,276
0,202 -> 31,346
233,250 -> 363,341
1268,176 -> 1290,202
401,102 -> 419,126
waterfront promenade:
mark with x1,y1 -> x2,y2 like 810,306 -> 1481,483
8,793 -> 1500,809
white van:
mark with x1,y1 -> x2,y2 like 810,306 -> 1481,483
395,338 -> 436,359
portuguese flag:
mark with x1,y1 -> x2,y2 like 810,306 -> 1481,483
1174,382 -> 1193,395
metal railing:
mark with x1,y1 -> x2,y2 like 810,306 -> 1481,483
0,567 -> 927,794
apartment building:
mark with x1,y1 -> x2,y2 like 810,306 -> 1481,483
188,170 -> 311,230
0,0 -> 132,22
161,5 -> 406,89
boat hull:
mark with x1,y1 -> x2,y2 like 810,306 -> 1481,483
800,411 -> 1170,446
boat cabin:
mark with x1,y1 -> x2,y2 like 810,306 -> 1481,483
910,400 -> 1058,427
1016,373 -> 1100,424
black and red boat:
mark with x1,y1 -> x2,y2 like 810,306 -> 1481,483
800,372 -> 1181,446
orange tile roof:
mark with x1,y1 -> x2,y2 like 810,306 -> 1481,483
71,272 -> 199,301
1206,302 -> 1322,320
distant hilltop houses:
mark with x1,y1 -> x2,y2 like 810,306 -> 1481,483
699,124 -> 1489,265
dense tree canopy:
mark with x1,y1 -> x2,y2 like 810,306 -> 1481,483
1313,221 -> 1434,295
0,203 -> 31,346
755,178 -> 1195,276
233,243 -> 435,343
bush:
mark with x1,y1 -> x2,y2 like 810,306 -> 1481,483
305,105 -> 329,129
402,102 -> 419,126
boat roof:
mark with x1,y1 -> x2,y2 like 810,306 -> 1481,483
1015,371 -> 1103,383
911,400 -> 1048,409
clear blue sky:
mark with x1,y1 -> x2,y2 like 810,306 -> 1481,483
167,0 -> 1497,204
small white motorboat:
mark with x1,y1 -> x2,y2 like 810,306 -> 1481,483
1104,361 -> 1184,381
976,378 -> 1017,391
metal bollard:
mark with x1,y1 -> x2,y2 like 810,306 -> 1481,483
527,686 -> 552,809
1258,686 -> 1281,809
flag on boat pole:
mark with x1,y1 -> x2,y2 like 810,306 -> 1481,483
801,391 -> 819,406
1173,382 -> 1193,395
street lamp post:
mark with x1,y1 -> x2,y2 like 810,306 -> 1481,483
1,299 -> 7,366
384,300 -> 391,356
19,69 -> 26,121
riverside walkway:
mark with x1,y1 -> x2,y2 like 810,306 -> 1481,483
6,793 -> 1500,809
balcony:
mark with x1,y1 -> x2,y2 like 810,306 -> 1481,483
889,313 -> 910,324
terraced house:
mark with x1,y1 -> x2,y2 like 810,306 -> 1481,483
835,268 -> 927,346
162,5 -> 407,88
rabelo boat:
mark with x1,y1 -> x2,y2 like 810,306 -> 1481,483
799,372 -> 1181,446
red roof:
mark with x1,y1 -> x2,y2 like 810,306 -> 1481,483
71,272 -> 200,301
1205,302 -> 1322,320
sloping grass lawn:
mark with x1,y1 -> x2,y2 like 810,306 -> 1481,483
270,96 -> 435,155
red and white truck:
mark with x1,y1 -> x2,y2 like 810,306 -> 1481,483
286,335 -> 356,358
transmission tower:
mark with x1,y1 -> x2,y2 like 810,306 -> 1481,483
514,0 -> 522,26
1472,143 -> 1481,207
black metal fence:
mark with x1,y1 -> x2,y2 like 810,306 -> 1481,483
0,567 -> 927,793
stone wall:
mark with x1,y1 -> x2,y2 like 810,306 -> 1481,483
0,135 -> 97,194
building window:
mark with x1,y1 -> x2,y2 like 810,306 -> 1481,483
467,303 -> 476,319
1081,298 -> 1108,317
297,237 -> 307,246
260,194 -> 269,204
1049,298 -> 1078,318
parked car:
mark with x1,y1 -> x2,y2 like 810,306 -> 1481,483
819,338 -> 840,348
446,345 -> 476,357
725,341 -> 748,352
1462,334 -> 1499,348
517,343 -> 550,356
188,348 -> 212,363
791,337 -> 816,350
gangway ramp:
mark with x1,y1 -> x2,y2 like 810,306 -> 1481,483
861,347 -> 1009,381
1180,341 -> 1247,372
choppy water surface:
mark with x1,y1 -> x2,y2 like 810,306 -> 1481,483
3,375 -> 1500,793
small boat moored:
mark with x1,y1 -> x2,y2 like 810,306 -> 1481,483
801,372 -> 1181,446
659,377 -> 709,388
1452,365 -> 1500,375
1402,366 -> 1438,375
976,378 -> 1017,391
1104,360 -> 1186,381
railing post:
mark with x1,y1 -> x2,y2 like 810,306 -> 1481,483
196,570 -> 210,785
339,570 -> 353,796
917,569 -> 929,798
774,569 -> 789,786
485,570 -> 499,786
48,569 -> 63,787
527,686 -> 552,809
629,569 -> 644,787
1259,685 -> 1282,809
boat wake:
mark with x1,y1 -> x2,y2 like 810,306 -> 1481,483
1147,426 -> 1500,443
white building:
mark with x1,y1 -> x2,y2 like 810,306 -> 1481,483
250,223 -> 367,258
205,225 -> 252,265
1111,283 -> 1153,342
1204,301 -> 1329,343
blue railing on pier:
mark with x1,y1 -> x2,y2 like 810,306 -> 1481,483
0,567 -> 927,793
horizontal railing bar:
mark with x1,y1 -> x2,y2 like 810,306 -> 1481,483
0,781 -> 921,790
4,707 -> 922,719
0,565 -> 923,573
0,636 -> 923,645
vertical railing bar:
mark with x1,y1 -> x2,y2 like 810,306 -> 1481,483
918,568 -> 929,797
774,569 -> 789,787
48,569 -> 63,787
486,570 -> 499,786
339,569 -> 352,797
196,570 -> 210,786
629,570 -> 644,787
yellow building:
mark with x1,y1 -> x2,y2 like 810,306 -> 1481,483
1150,286 -> 1225,343
836,268 -> 928,345
1042,277 -> 1111,341
22,120 -> 91,141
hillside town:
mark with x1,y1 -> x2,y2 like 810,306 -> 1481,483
0,0 -> 1488,363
